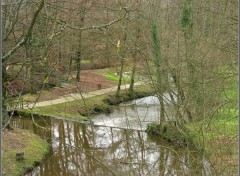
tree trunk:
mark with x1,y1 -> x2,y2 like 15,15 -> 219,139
151,23 -> 165,123
2,69 -> 10,129
76,16 -> 84,82
116,58 -> 124,96
76,50 -> 81,82
116,15 -> 128,96
129,61 -> 136,93
25,44 -> 37,94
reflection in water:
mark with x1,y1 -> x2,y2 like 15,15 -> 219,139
11,117 -> 212,176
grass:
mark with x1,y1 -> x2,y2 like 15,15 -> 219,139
18,107 -> 89,121
145,71 -> 238,175
94,67 -> 132,83
22,90 -> 54,102
185,75 -> 238,175
81,59 -> 91,64
2,128 -> 49,176
18,84 -> 153,121
185,114 -> 238,175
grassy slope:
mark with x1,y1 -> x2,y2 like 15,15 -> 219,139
2,128 -> 49,176
185,76 -> 238,174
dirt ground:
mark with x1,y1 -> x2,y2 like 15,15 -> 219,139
2,129 -> 27,150
28,70 -> 117,101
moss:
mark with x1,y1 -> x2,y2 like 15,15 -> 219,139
146,122 -> 195,148
2,128 -> 49,176
103,86 -> 154,105
17,108 -> 90,122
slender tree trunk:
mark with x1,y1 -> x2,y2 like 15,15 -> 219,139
104,0 -> 110,67
76,16 -> 84,82
2,69 -> 10,129
116,58 -> 124,96
129,61 -> 136,93
69,56 -> 73,75
76,32 -> 82,82
129,8 -> 140,93
76,50 -> 81,82
116,15 -> 128,96
151,23 -> 165,122
25,43 -> 37,94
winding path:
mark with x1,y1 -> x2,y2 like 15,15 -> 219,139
23,82 -> 144,109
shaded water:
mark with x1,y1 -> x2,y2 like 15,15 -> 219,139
11,96 -> 212,176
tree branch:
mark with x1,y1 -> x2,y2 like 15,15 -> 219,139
54,10 -> 128,31
3,0 -> 45,62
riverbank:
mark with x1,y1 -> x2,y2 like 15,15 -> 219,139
145,78 -> 238,175
146,116 -> 238,175
187,116 -> 238,175
17,84 -> 154,122
2,128 -> 49,176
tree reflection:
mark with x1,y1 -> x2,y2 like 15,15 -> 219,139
12,117 -> 212,176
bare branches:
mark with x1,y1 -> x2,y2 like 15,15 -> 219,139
53,10 -> 128,31
3,0 -> 45,62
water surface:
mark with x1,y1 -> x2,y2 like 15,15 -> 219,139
11,116 -> 212,176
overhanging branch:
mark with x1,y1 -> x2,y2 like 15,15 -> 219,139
3,0 -> 45,62
55,11 -> 128,31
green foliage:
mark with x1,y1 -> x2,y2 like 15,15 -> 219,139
181,0 -> 193,37
151,23 -> 161,66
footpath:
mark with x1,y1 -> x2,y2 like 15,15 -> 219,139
23,82 -> 143,109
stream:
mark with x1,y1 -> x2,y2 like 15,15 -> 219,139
11,96 -> 212,176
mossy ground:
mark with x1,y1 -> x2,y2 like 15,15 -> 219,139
146,122 -> 194,147
2,128 -> 49,176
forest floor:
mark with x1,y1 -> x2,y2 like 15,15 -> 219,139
22,69 -> 118,102
18,68 -> 145,109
